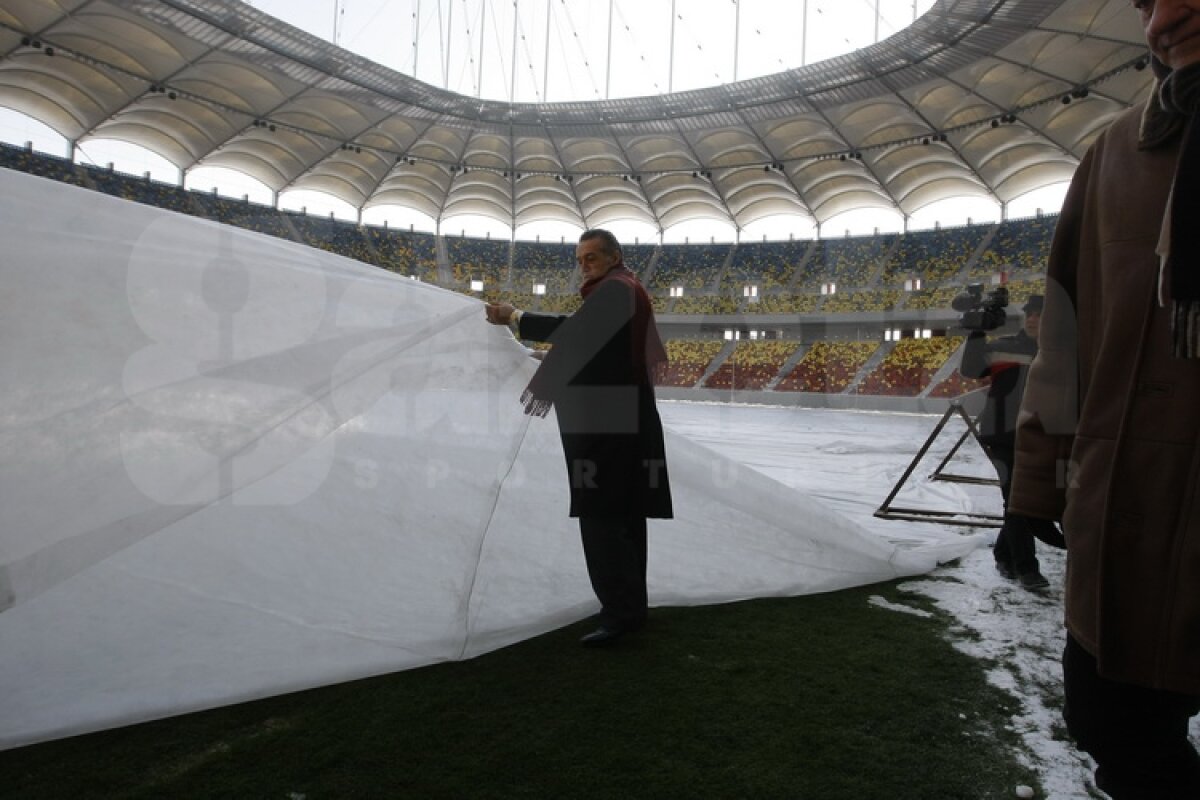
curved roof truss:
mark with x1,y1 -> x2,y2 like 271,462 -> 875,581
0,0 -> 1152,233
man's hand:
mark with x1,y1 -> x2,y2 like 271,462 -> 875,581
484,302 -> 515,325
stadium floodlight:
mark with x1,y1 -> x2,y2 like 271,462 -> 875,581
532,283 -> 546,296
470,279 -> 484,292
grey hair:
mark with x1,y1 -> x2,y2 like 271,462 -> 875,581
579,228 -> 622,258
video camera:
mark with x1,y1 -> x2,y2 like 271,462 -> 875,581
952,283 -> 1008,331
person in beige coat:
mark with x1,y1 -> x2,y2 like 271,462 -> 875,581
1009,1 -> 1200,796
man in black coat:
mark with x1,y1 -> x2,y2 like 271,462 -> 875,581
485,229 -> 672,646
960,293 -> 1063,590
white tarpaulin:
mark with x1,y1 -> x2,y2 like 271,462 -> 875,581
0,169 -> 979,749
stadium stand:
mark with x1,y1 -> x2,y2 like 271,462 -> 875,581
752,293 -> 822,314
0,143 -> 1055,402
703,340 -> 800,391
622,243 -> 659,279
672,294 -> 740,315
821,288 -> 904,313
720,240 -> 809,293
857,337 -> 965,397
484,290 -> 537,309
649,242 -> 729,291
660,339 -> 726,387
883,226 -> 987,287
803,234 -> 896,290
971,216 -> 1054,278
901,285 -> 960,311
448,235 -> 511,289
512,241 -> 576,296
928,368 -> 985,399
0,143 -> 442,281
775,341 -> 880,393
539,294 -> 584,314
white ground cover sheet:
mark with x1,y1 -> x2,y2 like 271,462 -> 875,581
0,169 -> 981,751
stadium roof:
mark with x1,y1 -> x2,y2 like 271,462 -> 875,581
0,0 -> 1151,233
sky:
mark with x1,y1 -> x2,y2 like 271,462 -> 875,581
0,0 -> 1069,241
246,0 -> 935,103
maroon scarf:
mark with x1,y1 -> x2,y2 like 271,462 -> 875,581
520,263 -> 668,417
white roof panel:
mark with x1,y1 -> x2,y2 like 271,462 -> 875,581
0,0 -> 1152,231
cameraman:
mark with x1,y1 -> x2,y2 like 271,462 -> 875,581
960,294 -> 1063,590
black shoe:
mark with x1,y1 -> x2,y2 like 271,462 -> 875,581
1018,571 -> 1049,591
995,561 -> 1016,580
580,626 -> 626,647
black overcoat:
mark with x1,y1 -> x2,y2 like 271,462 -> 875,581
959,328 -> 1037,446
517,278 -> 673,520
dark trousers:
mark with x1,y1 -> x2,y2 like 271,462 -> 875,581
579,516 -> 648,630
1064,633 -> 1200,799
995,514 -> 1046,575
983,441 -> 1041,575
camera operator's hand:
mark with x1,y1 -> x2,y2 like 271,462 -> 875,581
484,302 -> 515,325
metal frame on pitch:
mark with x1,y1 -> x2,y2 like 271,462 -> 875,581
874,401 -> 1002,528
